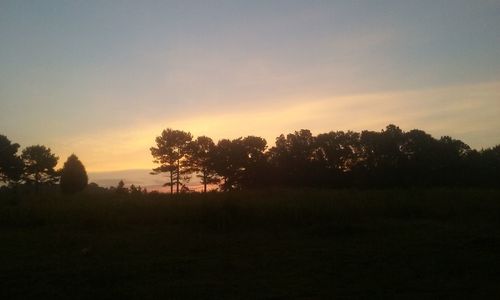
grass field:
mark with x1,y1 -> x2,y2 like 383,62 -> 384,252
1,188 -> 500,299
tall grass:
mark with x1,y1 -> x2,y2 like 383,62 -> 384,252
2,188 -> 499,230
2,188 -> 500,299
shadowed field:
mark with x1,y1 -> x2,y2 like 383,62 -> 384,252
1,189 -> 500,299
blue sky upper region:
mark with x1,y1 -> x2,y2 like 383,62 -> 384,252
1,0 -> 499,172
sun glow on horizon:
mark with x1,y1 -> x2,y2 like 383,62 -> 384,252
2,1 -> 500,175
49,81 -> 500,173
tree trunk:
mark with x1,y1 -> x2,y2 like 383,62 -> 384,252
176,159 -> 180,193
35,172 -> 40,193
203,172 -> 207,193
169,171 -> 173,194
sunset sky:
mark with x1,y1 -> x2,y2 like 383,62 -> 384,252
1,1 -> 500,173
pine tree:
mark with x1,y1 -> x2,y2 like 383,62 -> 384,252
22,145 -> 59,191
0,135 -> 24,185
150,129 -> 193,194
60,154 -> 88,194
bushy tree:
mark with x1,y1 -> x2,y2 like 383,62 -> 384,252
316,131 -> 361,171
435,136 -> 471,185
21,145 -> 59,190
212,136 -> 267,191
268,129 -> 317,186
400,129 -> 441,185
238,136 -> 268,188
478,145 -> 500,187
315,131 -> 361,186
0,135 -> 24,185
60,154 -> 88,194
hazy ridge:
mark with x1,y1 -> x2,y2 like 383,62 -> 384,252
88,169 -> 204,192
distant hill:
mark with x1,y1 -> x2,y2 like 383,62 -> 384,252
88,169 -> 205,192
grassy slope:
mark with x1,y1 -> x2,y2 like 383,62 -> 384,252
1,189 -> 500,299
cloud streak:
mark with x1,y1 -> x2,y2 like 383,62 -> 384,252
53,80 -> 500,172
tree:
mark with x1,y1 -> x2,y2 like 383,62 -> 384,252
435,136 -> 471,185
211,139 -> 239,191
315,131 -> 361,187
359,125 -> 406,186
115,180 -> 128,194
268,129 -> 317,186
316,131 -> 361,172
0,135 -> 24,185
400,129 -> 441,186
150,129 -> 193,194
212,136 -> 268,191
239,136 -> 268,188
188,136 -> 219,193
60,154 -> 88,194
21,145 -> 59,190
129,184 -> 145,195
478,145 -> 500,187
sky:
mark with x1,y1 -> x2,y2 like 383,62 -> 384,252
1,0 -> 500,174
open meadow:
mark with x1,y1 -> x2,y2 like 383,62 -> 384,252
1,188 -> 500,299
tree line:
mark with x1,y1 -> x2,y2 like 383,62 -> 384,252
151,125 -> 500,192
0,135 -> 88,194
2,124 -> 498,195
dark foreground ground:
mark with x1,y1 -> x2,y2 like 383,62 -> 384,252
1,188 -> 500,299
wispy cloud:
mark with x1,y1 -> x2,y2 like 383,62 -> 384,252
54,80 -> 500,172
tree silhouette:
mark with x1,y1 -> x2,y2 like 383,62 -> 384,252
21,145 -> 59,190
129,184 -> 145,195
400,129 -> 441,185
239,136 -> 268,188
115,180 -> 128,194
0,135 -> 24,185
435,136 -> 471,185
60,154 -> 88,194
146,125 -> 498,191
355,125 -> 407,186
211,139 -> 240,191
212,136 -> 268,191
150,129 -> 193,194
188,136 -> 219,192
315,131 -> 361,186
269,129 -> 317,186
478,145 -> 500,187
